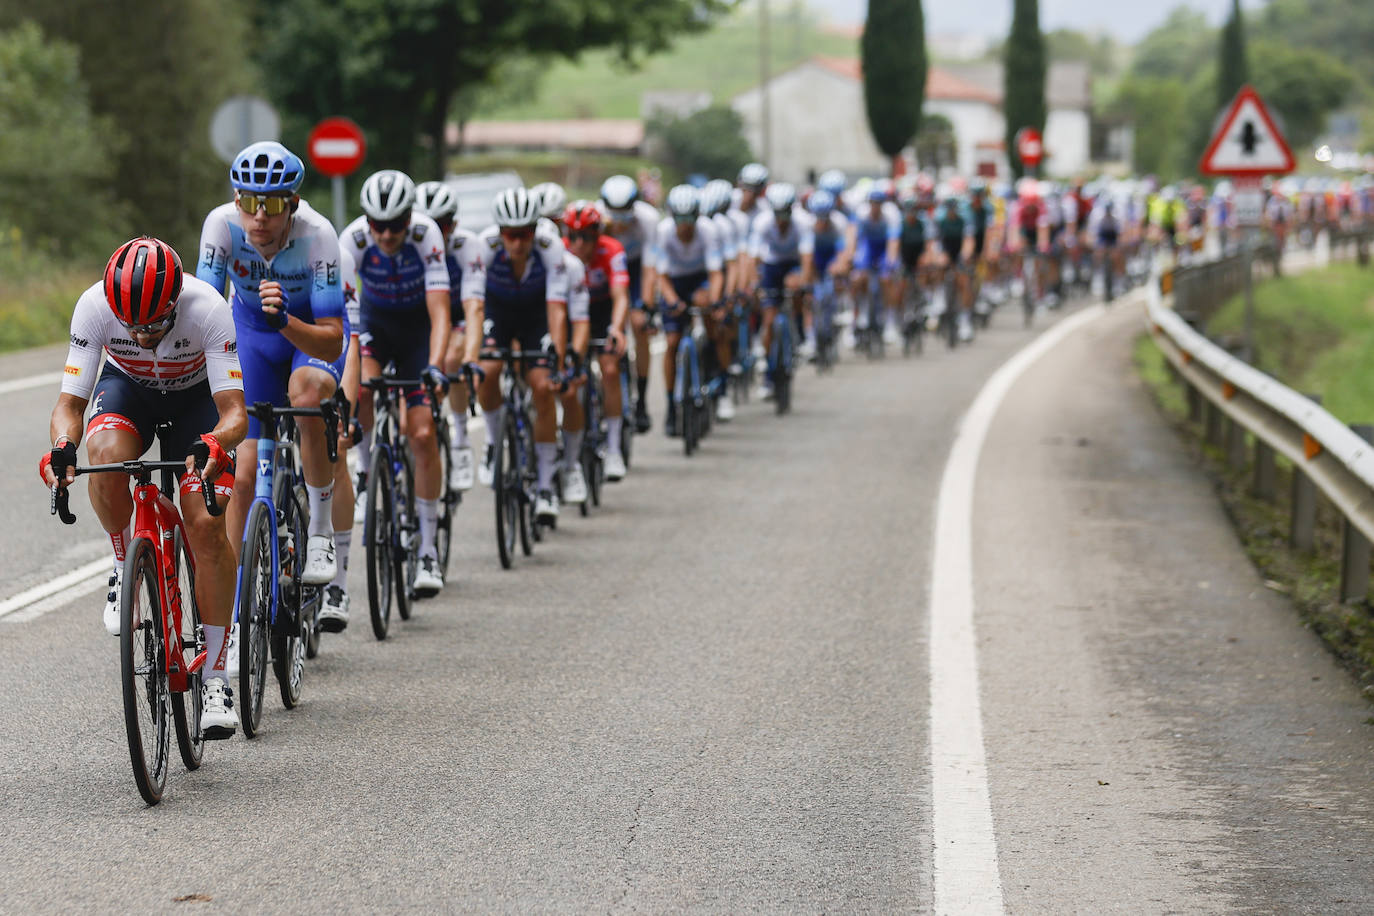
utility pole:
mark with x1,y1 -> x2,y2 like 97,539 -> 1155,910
760,0 -> 772,164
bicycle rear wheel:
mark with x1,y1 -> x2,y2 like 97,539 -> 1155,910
494,414 -> 518,569
237,501 -> 273,736
170,529 -> 203,772
393,449 -> 417,621
518,419 -> 538,553
121,538 -> 170,804
272,486 -> 307,709
364,448 -> 394,639
435,417 -> 453,582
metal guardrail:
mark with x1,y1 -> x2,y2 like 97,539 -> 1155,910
1145,232 -> 1374,601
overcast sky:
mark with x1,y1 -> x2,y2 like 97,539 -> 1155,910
804,0 -> 1261,43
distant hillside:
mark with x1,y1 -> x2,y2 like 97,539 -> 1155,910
479,12 -> 858,120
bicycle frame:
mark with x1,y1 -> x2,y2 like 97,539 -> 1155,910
135,475 -> 204,693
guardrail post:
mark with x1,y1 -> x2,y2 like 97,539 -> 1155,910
1187,384 -> 1203,423
1339,424 -> 1374,602
1227,414 -> 1247,469
1290,393 -> 1322,551
1253,438 -> 1276,501
1205,399 -> 1223,446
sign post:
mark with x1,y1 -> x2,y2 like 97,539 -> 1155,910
1199,85 -> 1295,361
1015,127 -> 1043,178
209,96 -> 280,165
307,117 -> 368,231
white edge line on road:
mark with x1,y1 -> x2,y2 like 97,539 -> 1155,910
0,557 -> 111,622
0,370 -> 64,396
929,303 -> 1106,915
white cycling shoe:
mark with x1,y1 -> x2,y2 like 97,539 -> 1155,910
604,450 -> 627,482
562,465 -> 588,505
882,324 -> 901,346
201,679 -> 239,740
319,586 -> 349,632
478,445 -> 495,487
535,489 -> 559,522
451,446 -> 476,491
716,397 -> 736,422
302,535 -> 336,585
103,567 -> 122,636
413,553 -> 443,596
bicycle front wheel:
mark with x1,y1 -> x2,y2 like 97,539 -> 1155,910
365,447 -> 395,639
237,501 -> 273,737
121,538 -> 170,805
494,414 -> 518,569
394,448 -> 417,621
435,416 -> 453,582
170,528 -> 203,772
272,486 -> 307,709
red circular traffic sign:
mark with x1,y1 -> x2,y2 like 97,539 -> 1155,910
307,117 -> 367,178
1015,127 -> 1043,168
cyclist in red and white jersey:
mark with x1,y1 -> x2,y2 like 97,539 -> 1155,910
42,238 -> 247,736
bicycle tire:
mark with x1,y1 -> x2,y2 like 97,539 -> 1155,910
170,528 -> 203,772
517,416 -> 539,552
237,503 -> 272,737
494,412 -> 518,569
620,410 -> 634,471
292,479 -> 320,661
364,448 -> 394,639
272,486 -> 307,710
394,447 -> 417,621
435,416 -> 453,582
121,538 -> 170,805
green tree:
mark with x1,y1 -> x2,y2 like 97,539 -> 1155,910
646,105 -> 752,178
2,0 -> 258,258
1216,0 -> 1248,111
1129,7 -> 1214,84
1106,75 -> 1188,180
1003,0 -> 1046,179
861,0 -> 927,168
1257,0 -> 1374,89
0,22 -> 123,257
1249,38 -> 1355,151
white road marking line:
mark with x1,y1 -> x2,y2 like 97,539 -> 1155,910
929,304 -> 1106,914
0,557 -> 111,622
0,371 -> 64,395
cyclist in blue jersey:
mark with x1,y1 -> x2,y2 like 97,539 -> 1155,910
342,170 -> 459,595
465,187 -> 572,522
747,183 -> 814,397
416,181 -> 481,492
849,186 -> 902,344
933,192 -> 976,341
807,190 -> 852,358
197,141 -> 345,591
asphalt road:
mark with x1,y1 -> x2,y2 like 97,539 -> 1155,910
2,280 -> 1373,913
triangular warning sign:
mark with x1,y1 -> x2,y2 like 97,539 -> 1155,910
1199,85 -> 1295,176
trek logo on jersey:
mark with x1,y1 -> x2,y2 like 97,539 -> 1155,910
63,364 -> 81,377
224,340 -> 237,353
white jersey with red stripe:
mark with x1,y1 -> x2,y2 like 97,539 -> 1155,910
62,275 -> 243,399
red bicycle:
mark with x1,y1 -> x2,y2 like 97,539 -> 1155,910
51,438 -> 221,805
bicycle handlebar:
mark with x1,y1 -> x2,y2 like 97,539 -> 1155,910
249,399 -> 340,464
50,459 -> 208,526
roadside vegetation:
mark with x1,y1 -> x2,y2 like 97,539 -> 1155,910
1133,264 -> 1374,697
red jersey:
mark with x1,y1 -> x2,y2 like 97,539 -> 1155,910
581,235 -> 629,303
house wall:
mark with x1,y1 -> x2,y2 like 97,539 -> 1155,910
1045,109 -> 1091,178
923,99 -> 1003,178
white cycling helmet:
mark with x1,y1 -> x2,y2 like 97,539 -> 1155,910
600,174 -> 639,211
817,169 -> 847,195
765,182 -> 797,212
666,184 -> 700,219
415,181 -> 458,222
700,179 -> 734,216
360,170 -> 416,221
492,186 -> 540,227
737,162 -> 769,189
531,182 -> 567,220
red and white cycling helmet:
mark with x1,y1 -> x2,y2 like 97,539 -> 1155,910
104,237 -> 183,328
563,201 -> 603,233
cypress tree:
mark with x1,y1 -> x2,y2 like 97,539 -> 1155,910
1217,0 -> 1249,110
1003,0 -> 1047,179
861,0 -> 927,172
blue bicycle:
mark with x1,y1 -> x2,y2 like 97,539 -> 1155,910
729,294 -> 756,406
235,398 -> 341,738
767,288 -> 798,415
813,276 -> 841,373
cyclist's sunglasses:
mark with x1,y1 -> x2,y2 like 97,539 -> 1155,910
124,312 -> 176,335
500,226 -> 536,241
672,213 -> 696,224
236,192 -> 293,217
568,229 -> 599,243
369,215 -> 410,235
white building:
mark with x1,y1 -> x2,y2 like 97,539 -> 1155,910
731,56 -> 1093,181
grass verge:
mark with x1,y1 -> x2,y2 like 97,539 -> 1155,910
0,241 -> 91,353
1134,331 -> 1374,700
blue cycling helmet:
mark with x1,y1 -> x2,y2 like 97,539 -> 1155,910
229,141 -> 304,194
867,186 -> 889,203
808,190 -> 836,216
817,169 -> 847,196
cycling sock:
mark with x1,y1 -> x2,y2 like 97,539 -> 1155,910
355,435 -> 371,477
606,416 -> 623,451
535,442 -> 558,491
330,530 -> 351,589
109,524 -> 131,564
416,498 -> 438,556
307,484 -> 334,538
636,376 -> 648,404
483,406 -> 505,453
204,624 -> 228,685
563,430 -> 584,470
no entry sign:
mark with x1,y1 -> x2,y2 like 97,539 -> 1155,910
308,117 -> 367,178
